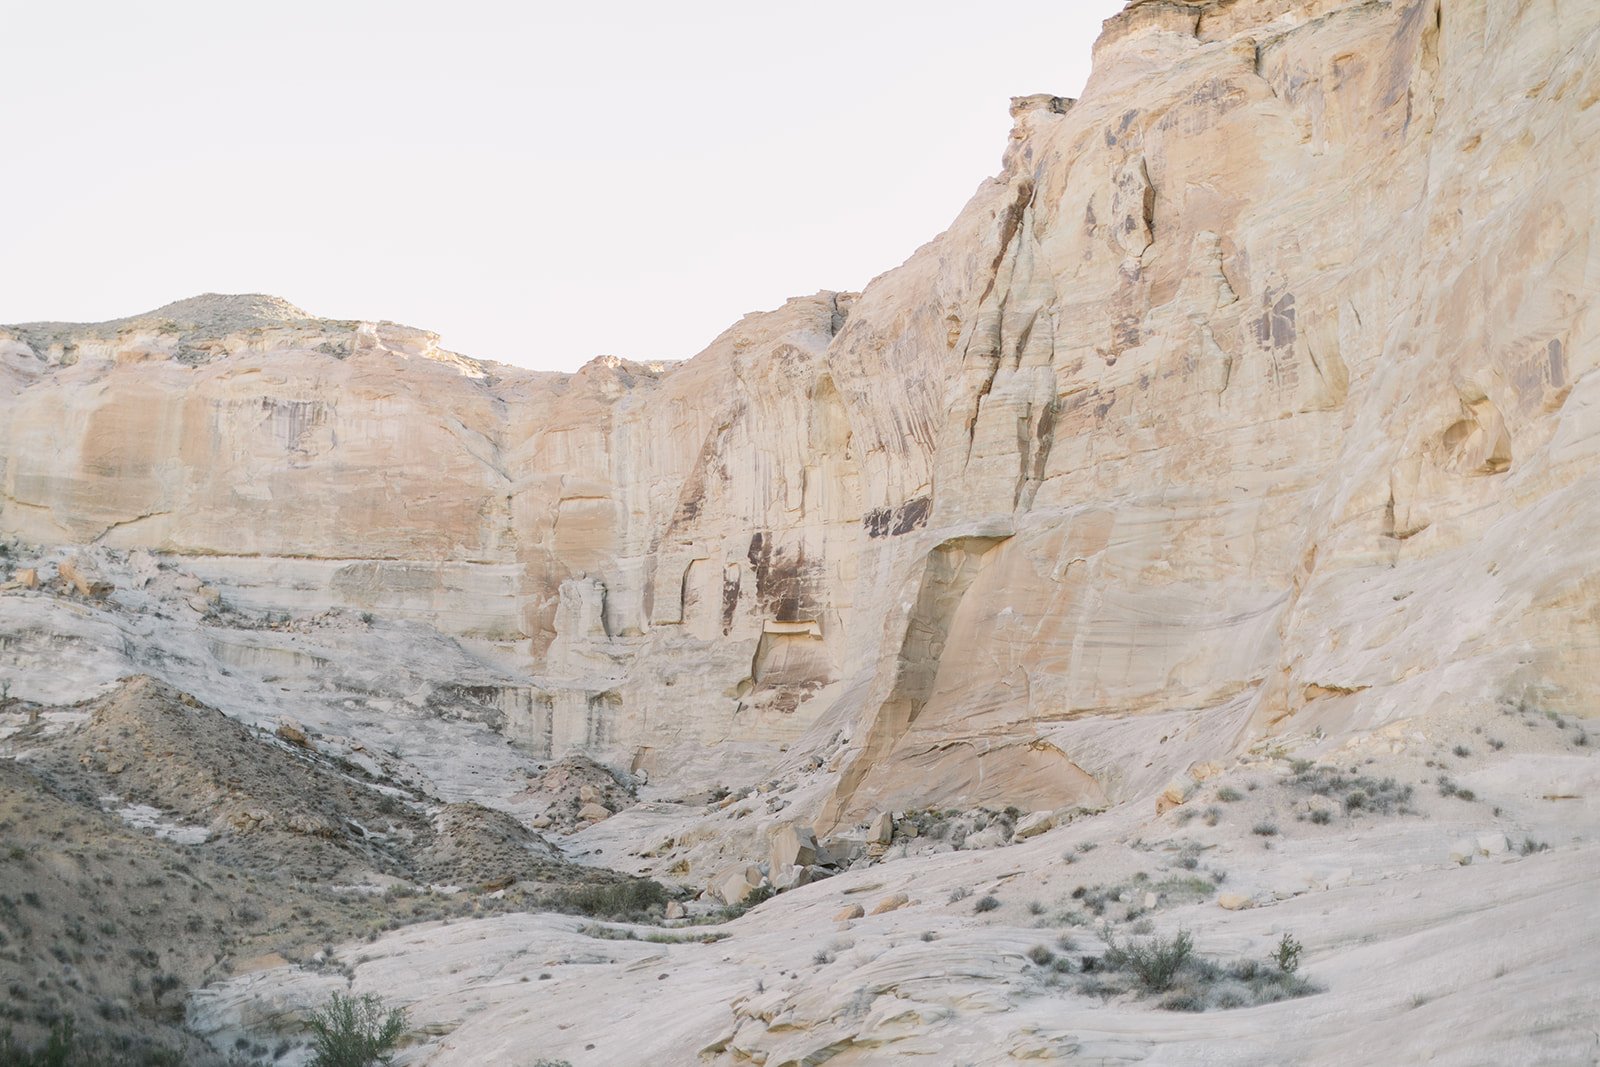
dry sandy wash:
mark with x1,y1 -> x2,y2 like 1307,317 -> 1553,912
2,0 -> 1599,1064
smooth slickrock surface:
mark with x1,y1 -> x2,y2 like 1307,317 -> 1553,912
2,1 -> 1598,1063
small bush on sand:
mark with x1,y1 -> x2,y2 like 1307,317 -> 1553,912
1104,928 -> 1193,992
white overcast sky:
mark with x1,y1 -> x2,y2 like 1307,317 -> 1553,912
2,1 -> 1124,370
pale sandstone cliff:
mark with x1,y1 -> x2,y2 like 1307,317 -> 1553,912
3,0 -> 1598,824
4,2 -> 1600,1064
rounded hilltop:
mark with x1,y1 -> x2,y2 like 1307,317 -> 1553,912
126,293 -> 317,331
2,292 -> 339,354
6,292 -> 316,333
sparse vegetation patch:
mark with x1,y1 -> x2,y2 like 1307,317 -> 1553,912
1078,928 -> 1321,1012
1287,763 -> 1415,816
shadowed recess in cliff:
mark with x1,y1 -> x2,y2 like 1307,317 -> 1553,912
819,533 -> 1011,829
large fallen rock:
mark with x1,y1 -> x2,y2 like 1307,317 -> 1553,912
768,822 -> 822,870
709,864 -> 767,906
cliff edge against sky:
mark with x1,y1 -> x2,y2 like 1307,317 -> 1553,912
2,2 -> 1598,1063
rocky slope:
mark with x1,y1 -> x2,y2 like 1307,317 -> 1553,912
2,0 -> 1598,1063
0,678 -> 662,1063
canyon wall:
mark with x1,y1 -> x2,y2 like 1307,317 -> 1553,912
3,0 -> 1598,824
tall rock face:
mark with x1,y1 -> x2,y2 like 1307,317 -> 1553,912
3,1 -> 1598,822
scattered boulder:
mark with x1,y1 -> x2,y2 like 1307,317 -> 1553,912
833,904 -> 865,921
577,802 -> 612,824
1013,810 -> 1056,841
58,557 -> 113,598
1305,794 -> 1338,818
768,822 -> 821,870
963,825 -> 1009,850
1157,760 -> 1226,814
1477,832 -> 1509,857
820,837 -> 862,867
869,892 -> 910,915
275,718 -> 312,748
867,812 -> 893,844
186,585 -> 222,613
665,901 -> 686,920
770,864 -> 812,892
1217,892 -> 1254,911
10,567 -> 38,589
710,864 -> 766,906
1449,838 -> 1477,865
1156,776 -> 1198,815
